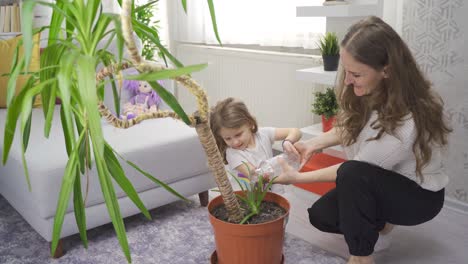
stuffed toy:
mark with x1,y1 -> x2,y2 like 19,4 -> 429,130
121,79 -> 162,120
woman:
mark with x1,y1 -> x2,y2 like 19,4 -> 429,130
275,16 -> 452,264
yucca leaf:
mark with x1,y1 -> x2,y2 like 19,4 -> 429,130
93,147 -> 131,263
44,84 -> 57,138
50,129 -> 84,256
2,78 -> 41,164
47,0 -> 66,45
149,80 -> 192,125
135,0 -> 159,12
76,55 -> 131,262
90,15 -> 112,54
22,113 -> 32,152
60,107 -> 74,156
181,0 -> 187,13
132,19 -> 183,68
75,117 -> 87,174
104,143 -> 151,219
206,0 -> 221,45
6,49 -> 24,107
73,169 -> 88,248
57,50 -> 80,154
126,64 -> 207,81
20,0 -> 35,73
104,14 -> 124,62
123,159 -> 189,202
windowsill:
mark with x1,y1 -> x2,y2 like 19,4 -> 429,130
180,42 -> 321,56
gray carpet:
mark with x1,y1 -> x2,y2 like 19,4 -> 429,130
0,195 -> 345,264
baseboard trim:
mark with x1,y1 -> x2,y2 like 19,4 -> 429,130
444,196 -> 468,215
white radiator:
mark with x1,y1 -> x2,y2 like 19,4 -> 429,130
175,44 -> 324,128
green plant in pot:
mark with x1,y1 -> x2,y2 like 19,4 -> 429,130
210,170 -> 290,263
4,0 -> 288,263
311,87 -> 339,132
318,32 -> 340,71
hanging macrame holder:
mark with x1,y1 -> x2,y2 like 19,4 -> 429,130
94,0 -> 243,223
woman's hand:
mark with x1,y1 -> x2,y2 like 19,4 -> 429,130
282,140 -> 300,157
273,158 -> 300,185
294,140 -> 322,167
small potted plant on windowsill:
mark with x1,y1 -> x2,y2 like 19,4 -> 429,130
318,32 -> 340,71
311,87 -> 339,132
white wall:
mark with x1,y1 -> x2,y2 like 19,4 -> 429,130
175,44 -> 321,128
403,0 -> 468,208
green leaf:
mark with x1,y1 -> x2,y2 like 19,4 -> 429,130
20,0 -> 36,73
206,0 -> 222,45
104,143 -> 151,220
149,81 -> 192,125
2,78 -> 32,164
317,32 -> 339,55
132,19 -> 184,68
181,0 -> 187,13
135,0 -> 159,13
57,50 -> 80,154
311,87 -> 339,119
50,129 -> 84,256
6,50 -> 24,107
126,64 -> 207,81
73,170 -> 88,248
124,159 -> 189,202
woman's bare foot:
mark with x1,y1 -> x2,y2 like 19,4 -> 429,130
379,223 -> 394,235
347,255 -> 375,264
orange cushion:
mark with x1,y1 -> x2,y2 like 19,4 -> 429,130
0,33 -> 41,108
295,153 -> 346,195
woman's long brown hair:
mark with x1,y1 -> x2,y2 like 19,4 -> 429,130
210,97 -> 258,164
336,16 -> 452,179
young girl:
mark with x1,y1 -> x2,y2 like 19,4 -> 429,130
210,97 -> 302,184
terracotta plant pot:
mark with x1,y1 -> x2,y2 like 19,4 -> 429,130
322,115 -> 336,132
208,191 -> 290,264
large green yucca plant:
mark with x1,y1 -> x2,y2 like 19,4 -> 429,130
3,0 -> 241,263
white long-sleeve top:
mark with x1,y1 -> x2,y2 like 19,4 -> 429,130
343,111 -> 448,191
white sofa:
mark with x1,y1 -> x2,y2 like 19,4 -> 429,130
0,105 -> 216,256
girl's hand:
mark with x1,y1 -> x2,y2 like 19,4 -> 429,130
273,158 -> 300,185
294,140 -> 322,168
282,140 -> 300,157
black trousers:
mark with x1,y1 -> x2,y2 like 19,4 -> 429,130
308,160 -> 445,256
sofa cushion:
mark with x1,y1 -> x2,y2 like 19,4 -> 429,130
0,107 -> 210,219
0,33 -> 42,108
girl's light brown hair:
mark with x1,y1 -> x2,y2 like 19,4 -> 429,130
336,16 -> 452,179
210,97 -> 258,164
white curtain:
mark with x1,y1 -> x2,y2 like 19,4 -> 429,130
174,0 -> 326,49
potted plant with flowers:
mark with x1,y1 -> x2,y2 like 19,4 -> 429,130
312,87 -> 339,132
208,170 -> 290,264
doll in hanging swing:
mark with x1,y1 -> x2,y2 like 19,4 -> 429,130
121,79 -> 162,120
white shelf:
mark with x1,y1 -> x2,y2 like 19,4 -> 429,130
296,4 -> 381,17
296,66 -> 337,86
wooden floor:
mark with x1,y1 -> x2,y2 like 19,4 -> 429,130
283,185 -> 468,264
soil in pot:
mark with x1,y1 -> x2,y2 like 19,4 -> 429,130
211,199 -> 286,224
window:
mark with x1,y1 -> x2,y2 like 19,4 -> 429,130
173,0 -> 326,50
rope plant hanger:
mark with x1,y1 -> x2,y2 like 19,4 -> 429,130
96,0 -> 243,223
